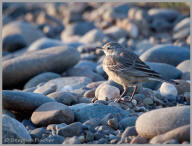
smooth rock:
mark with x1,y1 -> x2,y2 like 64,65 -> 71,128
3,46 -> 80,88
36,76 -> 92,92
83,118 -> 101,128
163,139 -> 179,144
66,67 -> 104,82
143,62 -> 182,89
70,103 -> 130,122
176,60 -> 190,73
148,8 -> 180,21
104,26 -> 127,40
146,62 -> 182,80
27,37 -> 65,52
3,21 -> 44,52
135,40 -> 154,55
39,135 -> 64,144
30,127 -> 46,139
175,80 -> 190,95
3,90 -> 54,112
84,89 -> 96,99
160,82 -> 178,100
57,122 -> 83,137
173,17 -> 190,39
62,136 -> 81,144
150,17 -> 172,32
47,91 -> 78,105
80,28 -> 109,44
135,106 -> 190,138
119,126 -> 138,143
140,44 -> 190,66
31,102 -> 74,126
130,136 -> 148,144
2,109 -> 16,119
22,119 -> 36,131
62,21 -> 96,36
33,83 -> 57,95
78,97 -> 92,104
3,114 -> 32,144
119,116 -> 138,130
95,83 -> 120,101
150,124 -> 190,144
24,72 -> 61,89
74,60 -> 97,71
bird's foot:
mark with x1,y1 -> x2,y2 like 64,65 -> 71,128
114,96 -> 133,103
121,96 -> 133,102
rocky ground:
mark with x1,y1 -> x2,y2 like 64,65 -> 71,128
2,3 -> 190,144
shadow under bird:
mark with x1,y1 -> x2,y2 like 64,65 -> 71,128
95,42 -> 178,103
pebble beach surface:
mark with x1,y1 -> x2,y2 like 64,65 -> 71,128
2,3 -> 190,144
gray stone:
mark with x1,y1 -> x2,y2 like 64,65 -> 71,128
57,122 -> 83,137
80,28 -> 109,44
148,8 -> 180,21
74,60 -> 97,71
142,62 -> 182,89
140,44 -> 190,66
47,91 -> 78,105
135,40 -> 154,56
150,18 -> 172,32
70,103 -> 130,122
24,72 -> 61,89
31,102 -> 74,126
83,118 -> 101,128
22,119 -> 36,131
63,21 -> 96,36
30,127 -> 46,139
119,126 -> 138,144
146,62 -> 182,80
130,136 -> 148,144
27,37 -> 65,52
176,60 -> 190,73
39,135 -> 64,144
3,46 -> 80,88
150,125 -> 190,144
66,67 -> 104,82
104,26 -> 127,40
2,114 -> 32,144
2,109 -> 16,119
119,116 -> 138,130
3,21 -> 44,52
135,106 -> 190,138
78,97 -> 92,104
33,83 -> 57,95
3,90 -> 54,112
36,76 -> 92,92
173,17 -> 190,40
62,136 -> 81,144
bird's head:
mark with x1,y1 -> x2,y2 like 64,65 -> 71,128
102,42 -> 124,56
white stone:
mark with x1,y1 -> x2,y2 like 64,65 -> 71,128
96,84 -> 120,101
160,82 -> 178,100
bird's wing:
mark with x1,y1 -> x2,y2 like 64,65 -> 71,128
103,51 -> 162,78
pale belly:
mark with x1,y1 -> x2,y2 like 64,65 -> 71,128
103,65 -> 148,86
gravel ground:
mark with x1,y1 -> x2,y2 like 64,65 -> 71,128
2,2 -> 190,144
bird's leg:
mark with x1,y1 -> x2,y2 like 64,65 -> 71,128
91,97 -> 97,103
123,85 -> 138,102
114,86 -> 127,102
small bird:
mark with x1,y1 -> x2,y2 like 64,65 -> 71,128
101,42 -> 178,102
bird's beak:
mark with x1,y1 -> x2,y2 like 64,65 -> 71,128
96,47 -> 103,51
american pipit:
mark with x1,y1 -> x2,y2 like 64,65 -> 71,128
101,42 -> 178,102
